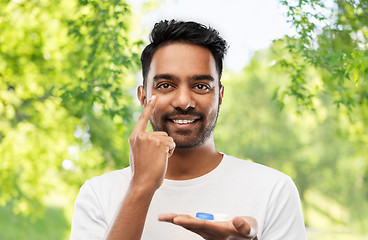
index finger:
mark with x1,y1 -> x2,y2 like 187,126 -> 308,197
134,95 -> 157,133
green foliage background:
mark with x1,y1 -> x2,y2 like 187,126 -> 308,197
0,0 -> 140,220
0,0 -> 367,239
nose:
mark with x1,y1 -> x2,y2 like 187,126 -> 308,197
171,87 -> 195,110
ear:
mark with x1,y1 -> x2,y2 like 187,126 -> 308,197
219,85 -> 224,106
137,85 -> 147,107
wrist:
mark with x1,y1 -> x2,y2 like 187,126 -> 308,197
130,173 -> 164,192
128,179 -> 159,198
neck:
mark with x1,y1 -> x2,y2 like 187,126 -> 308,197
165,135 -> 223,180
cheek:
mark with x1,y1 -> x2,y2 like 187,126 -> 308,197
151,96 -> 170,118
155,95 -> 171,109
207,105 -> 219,117
205,96 -> 219,110
206,99 -> 221,118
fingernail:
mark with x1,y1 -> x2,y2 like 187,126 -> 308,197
249,227 -> 257,238
149,95 -> 156,102
233,218 -> 244,228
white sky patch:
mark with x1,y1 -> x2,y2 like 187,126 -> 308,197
62,159 -> 75,170
128,0 -> 294,71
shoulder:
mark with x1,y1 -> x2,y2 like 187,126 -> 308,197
75,167 -> 131,205
85,167 -> 131,193
71,169 -> 131,239
75,167 -> 131,203
74,167 -> 132,222
223,154 -> 290,181
221,154 -> 297,196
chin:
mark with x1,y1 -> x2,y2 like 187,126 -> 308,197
174,142 -> 201,149
172,133 -> 211,149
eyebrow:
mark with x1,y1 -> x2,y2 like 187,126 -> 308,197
192,75 -> 214,81
153,74 -> 176,82
152,74 -> 215,82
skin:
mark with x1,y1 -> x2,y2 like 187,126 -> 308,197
105,43 -> 257,240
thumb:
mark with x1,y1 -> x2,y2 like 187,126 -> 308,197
232,216 -> 257,239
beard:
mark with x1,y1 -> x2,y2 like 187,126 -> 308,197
150,106 -> 220,149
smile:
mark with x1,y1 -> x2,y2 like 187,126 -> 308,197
172,119 -> 195,124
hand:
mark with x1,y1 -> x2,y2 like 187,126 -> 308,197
158,213 -> 258,240
128,95 -> 176,191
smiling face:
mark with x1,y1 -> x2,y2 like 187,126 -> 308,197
139,43 -> 224,149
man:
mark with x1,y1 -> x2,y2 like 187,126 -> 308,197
71,20 -> 307,240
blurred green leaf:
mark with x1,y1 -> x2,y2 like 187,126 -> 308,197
0,0 -> 140,217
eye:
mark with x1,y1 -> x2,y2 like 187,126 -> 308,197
155,82 -> 175,93
195,84 -> 207,89
193,84 -> 210,93
157,83 -> 171,89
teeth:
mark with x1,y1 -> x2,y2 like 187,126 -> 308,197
173,119 -> 195,124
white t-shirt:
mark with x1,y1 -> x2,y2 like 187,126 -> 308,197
71,154 -> 307,240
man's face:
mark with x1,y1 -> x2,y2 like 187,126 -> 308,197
139,43 -> 224,149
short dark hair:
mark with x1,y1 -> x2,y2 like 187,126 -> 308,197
141,19 -> 228,88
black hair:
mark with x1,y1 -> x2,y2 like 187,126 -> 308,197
141,19 -> 228,88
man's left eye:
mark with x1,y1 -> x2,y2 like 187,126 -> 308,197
194,84 -> 209,90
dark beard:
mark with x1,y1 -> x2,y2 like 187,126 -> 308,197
150,107 -> 220,149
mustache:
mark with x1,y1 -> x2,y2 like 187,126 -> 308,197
162,108 -> 203,120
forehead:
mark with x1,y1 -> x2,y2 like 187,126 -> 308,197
147,43 -> 219,84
